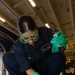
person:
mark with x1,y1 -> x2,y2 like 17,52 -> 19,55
2,15 -> 67,75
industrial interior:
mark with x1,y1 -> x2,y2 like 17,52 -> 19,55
0,0 -> 75,75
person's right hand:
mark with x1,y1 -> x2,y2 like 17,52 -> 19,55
32,72 -> 40,75
26,68 -> 40,75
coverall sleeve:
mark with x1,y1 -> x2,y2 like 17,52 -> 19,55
13,43 -> 32,72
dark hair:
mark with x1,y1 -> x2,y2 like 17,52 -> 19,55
18,15 -> 37,33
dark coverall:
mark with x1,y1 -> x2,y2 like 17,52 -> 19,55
3,26 -> 66,75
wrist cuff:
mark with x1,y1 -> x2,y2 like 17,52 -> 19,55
32,72 -> 40,75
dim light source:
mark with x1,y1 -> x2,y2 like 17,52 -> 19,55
28,0 -> 36,7
45,23 -> 50,28
0,17 -> 5,22
69,59 -> 70,61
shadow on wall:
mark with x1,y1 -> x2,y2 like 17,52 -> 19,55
0,26 -> 18,52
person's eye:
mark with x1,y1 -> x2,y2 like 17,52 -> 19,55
31,36 -> 36,38
24,37 -> 29,40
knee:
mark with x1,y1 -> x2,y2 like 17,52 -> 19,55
58,53 -> 66,64
51,53 -> 66,65
55,53 -> 66,67
2,53 -> 13,64
53,53 -> 66,61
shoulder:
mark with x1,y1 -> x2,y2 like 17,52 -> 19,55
37,26 -> 52,31
14,39 -> 21,46
37,26 -> 53,41
37,26 -> 53,36
13,39 -> 24,51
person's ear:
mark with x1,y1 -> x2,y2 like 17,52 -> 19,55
19,34 -> 26,44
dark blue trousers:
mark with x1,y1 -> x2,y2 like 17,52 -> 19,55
2,52 -> 66,75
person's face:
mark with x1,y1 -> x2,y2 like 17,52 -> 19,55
20,29 -> 39,46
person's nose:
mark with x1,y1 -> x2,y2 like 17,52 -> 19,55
28,40 -> 34,46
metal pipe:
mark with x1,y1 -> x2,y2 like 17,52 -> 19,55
0,0 -> 19,18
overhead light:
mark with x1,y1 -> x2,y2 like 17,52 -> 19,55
45,23 -> 50,28
28,0 -> 36,7
0,17 -> 5,22
28,0 -> 32,2
31,1 -> 36,7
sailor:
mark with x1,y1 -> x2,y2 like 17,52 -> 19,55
3,15 -> 67,75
